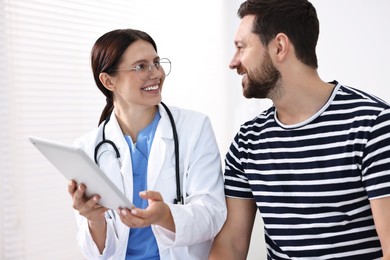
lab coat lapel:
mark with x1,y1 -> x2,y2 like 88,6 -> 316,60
147,104 -> 173,190
101,105 -> 173,195
104,114 -> 134,199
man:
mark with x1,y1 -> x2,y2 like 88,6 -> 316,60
209,0 -> 390,259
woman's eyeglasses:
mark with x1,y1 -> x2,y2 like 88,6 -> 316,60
113,58 -> 171,81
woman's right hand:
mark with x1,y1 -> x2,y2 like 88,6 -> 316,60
67,180 -> 108,222
68,180 -> 108,253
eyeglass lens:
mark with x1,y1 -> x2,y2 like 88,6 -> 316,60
138,58 -> 171,81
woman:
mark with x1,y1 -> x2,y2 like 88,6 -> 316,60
68,29 -> 226,259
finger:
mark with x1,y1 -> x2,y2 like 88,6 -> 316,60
78,196 -> 107,218
85,195 -> 101,209
117,208 -> 137,222
67,180 -> 77,195
73,184 -> 86,200
118,208 -> 145,227
72,184 -> 88,210
120,208 -> 145,218
139,190 -> 163,201
130,207 -> 159,226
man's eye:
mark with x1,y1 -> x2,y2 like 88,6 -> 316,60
154,61 -> 161,68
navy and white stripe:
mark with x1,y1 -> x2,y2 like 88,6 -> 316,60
224,82 -> 390,259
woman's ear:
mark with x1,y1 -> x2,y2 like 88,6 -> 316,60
99,72 -> 115,91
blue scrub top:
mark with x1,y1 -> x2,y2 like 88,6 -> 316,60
124,110 -> 161,260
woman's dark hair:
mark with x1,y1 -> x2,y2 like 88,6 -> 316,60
91,29 -> 157,124
238,0 -> 319,69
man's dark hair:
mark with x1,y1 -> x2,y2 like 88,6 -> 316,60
238,0 -> 319,68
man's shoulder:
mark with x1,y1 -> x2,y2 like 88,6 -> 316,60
336,84 -> 390,108
239,106 -> 275,131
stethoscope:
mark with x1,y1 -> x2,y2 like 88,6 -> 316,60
93,102 -> 183,205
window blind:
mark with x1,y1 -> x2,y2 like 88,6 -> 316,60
0,0 -> 169,259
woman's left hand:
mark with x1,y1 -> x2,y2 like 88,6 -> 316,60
118,190 -> 175,232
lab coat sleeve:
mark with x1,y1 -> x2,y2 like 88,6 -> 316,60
75,212 -> 120,259
71,126 -> 130,260
152,115 -> 227,247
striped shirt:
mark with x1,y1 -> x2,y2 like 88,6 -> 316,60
224,82 -> 390,259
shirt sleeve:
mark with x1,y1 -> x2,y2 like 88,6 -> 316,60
224,132 -> 254,199
362,108 -> 390,199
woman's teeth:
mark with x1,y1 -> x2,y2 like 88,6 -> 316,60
143,85 -> 158,91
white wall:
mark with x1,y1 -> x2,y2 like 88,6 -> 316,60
314,0 -> 390,102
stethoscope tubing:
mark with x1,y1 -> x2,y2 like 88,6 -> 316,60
94,102 -> 183,204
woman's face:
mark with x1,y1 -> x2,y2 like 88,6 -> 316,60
109,40 -> 165,111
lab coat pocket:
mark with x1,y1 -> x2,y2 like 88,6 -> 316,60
157,166 -> 179,203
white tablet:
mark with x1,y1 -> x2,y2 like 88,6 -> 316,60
29,136 -> 134,210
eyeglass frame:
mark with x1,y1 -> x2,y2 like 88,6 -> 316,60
111,58 -> 171,81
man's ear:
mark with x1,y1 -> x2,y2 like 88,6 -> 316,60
273,33 -> 289,61
99,72 -> 115,91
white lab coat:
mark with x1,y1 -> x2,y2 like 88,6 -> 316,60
72,104 -> 226,260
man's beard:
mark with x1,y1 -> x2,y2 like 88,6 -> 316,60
243,51 -> 281,99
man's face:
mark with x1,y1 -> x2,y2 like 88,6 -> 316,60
230,15 -> 281,99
